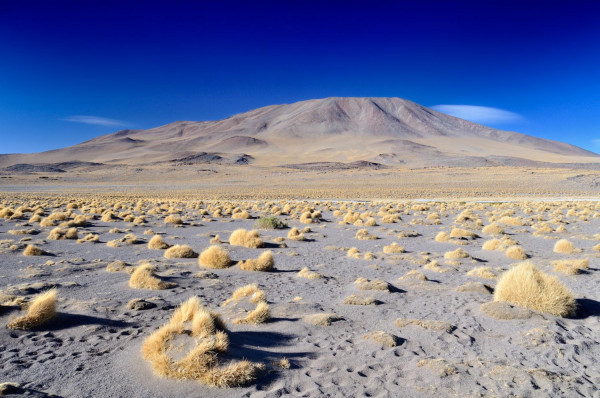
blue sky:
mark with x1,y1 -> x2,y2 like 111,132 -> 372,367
1,0 -> 599,154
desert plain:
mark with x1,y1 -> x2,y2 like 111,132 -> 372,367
0,190 -> 599,397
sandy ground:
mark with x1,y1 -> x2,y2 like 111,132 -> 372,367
1,197 -> 600,397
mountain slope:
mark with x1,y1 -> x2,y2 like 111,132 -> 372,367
1,97 -> 597,169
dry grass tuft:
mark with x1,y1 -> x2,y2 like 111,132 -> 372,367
141,297 -> 264,387
395,318 -> 455,333
297,267 -> 322,279
435,231 -> 450,242
343,294 -> 377,305
553,239 -> 577,254
23,244 -> 43,256
444,248 -> 470,259
552,258 -> 589,275
232,301 -> 271,325
77,233 -> 99,243
494,262 -> 576,317
129,264 -> 176,290
383,242 -> 405,254
450,228 -> 478,239
355,229 -> 377,240
347,247 -> 361,259
287,227 -> 305,241
148,235 -> 170,250
164,244 -> 197,258
106,260 -> 133,273
303,313 -> 343,326
363,331 -> 401,348
238,251 -> 274,272
164,215 -> 183,224
222,284 -> 266,306
354,277 -> 390,291
7,289 -> 57,330
229,229 -> 263,248
199,245 -> 232,269
399,270 -> 428,281
506,245 -> 528,260
482,223 -> 505,235
467,266 -> 497,279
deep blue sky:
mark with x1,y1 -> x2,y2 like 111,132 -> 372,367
1,0 -> 599,154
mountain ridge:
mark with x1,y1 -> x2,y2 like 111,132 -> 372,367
1,97 -> 597,169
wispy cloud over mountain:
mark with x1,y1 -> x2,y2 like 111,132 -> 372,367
430,105 -> 523,124
61,115 -> 128,127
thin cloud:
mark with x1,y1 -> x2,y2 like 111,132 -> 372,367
430,105 -> 524,124
61,115 -> 128,127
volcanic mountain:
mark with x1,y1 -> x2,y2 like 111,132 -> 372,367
1,97 -> 597,170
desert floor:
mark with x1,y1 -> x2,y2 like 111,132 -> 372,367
0,195 -> 599,397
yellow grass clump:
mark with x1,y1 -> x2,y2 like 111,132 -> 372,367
47,227 -> 78,240
506,245 -> 528,260
435,232 -> 450,242
238,251 -> 274,272
164,244 -> 197,258
222,284 -> 270,325
198,245 -> 232,269
449,228 -> 478,239
494,262 -> 576,317
8,289 -> 57,330
482,223 -> 505,235
347,247 -> 361,259
354,277 -> 390,291
148,235 -> 170,250
164,214 -> 183,224
233,301 -> 271,325
343,294 -> 376,305
141,297 -> 264,387
552,258 -> 589,275
129,264 -> 176,290
444,248 -> 470,259
383,242 -> 405,254
77,233 -> 99,243
287,228 -> 305,241
355,229 -> 377,240
222,284 -> 266,306
553,239 -> 577,254
232,210 -> 251,219
297,267 -> 322,279
23,244 -> 43,256
229,229 -> 263,248
467,266 -> 496,279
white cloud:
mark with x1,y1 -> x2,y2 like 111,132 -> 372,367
430,105 -> 524,124
61,115 -> 128,127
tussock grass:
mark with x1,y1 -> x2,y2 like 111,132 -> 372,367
77,233 -> 99,243
494,262 -> 576,317
354,277 -> 390,291
164,244 -> 197,258
467,266 -> 496,279
229,229 -> 263,248
7,289 -> 57,330
129,264 -> 176,290
303,313 -> 343,326
164,215 -> 183,224
444,248 -> 470,259
482,223 -> 505,235
383,242 -> 405,254
286,228 -> 305,241
506,245 -> 528,260
355,229 -> 377,240
435,232 -> 450,242
395,318 -> 455,333
297,267 -> 322,279
106,260 -> 133,273
199,245 -> 232,269
553,239 -> 577,254
399,270 -> 428,281
238,251 -> 274,271
343,294 -> 376,305
148,235 -> 170,250
552,258 -> 589,275
222,284 -> 266,306
233,301 -> 271,325
47,227 -> 78,240
23,244 -> 43,256
141,297 -> 264,387
363,331 -> 401,347
347,247 -> 361,259
449,228 -> 478,239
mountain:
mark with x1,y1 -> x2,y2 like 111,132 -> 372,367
1,97 -> 597,170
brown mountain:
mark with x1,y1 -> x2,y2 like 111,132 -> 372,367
1,97 -> 597,169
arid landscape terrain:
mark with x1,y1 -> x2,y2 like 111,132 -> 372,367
1,98 -> 600,397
